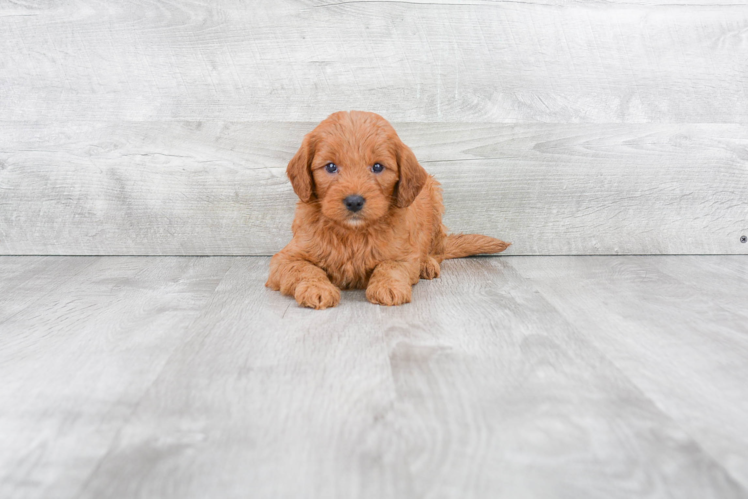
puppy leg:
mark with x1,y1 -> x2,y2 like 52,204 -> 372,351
266,253 -> 340,309
419,256 -> 441,280
366,261 -> 418,306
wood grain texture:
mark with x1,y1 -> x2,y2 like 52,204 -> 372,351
511,255 -> 748,491
1,0 -> 747,123
0,256 -> 235,498
0,256 -> 99,322
1,256 -> 747,497
1,121 -> 746,255
3,0 -> 748,256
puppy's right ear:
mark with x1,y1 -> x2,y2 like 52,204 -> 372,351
287,134 -> 315,202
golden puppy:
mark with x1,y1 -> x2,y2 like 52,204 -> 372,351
266,111 -> 510,309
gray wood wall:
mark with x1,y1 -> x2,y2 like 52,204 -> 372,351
1,0 -> 746,255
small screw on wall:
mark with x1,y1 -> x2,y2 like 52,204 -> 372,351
742,236 -> 747,243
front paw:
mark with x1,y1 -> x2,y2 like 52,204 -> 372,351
366,280 -> 412,306
265,275 -> 280,290
294,280 -> 341,310
420,256 -> 441,280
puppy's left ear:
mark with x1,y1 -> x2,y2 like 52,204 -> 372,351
395,141 -> 428,208
287,134 -> 315,202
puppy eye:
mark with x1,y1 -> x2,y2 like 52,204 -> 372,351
325,163 -> 338,173
371,162 -> 384,173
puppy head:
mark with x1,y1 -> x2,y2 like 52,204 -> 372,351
287,111 -> 428,227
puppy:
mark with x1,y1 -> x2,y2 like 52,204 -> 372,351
266,111 -> 510,309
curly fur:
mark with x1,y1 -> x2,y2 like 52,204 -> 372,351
266,111 -> 510,309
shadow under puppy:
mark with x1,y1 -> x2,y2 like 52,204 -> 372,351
266,111 -> 510,309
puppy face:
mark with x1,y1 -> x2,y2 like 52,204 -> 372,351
287,111 -> 427,228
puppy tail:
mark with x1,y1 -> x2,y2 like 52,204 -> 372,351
443,233 -> 511,259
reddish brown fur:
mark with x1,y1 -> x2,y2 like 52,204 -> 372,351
266,111 -> 510,309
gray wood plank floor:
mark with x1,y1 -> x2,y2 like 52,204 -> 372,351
0,256 -> 746,498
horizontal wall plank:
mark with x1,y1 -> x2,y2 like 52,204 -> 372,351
1,121 -> 746,255
1,1 -> 747,122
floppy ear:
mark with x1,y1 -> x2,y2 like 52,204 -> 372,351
394,141 -> 428,208
287,134 -> 315,202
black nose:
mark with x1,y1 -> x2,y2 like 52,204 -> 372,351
343,195 -> 365,212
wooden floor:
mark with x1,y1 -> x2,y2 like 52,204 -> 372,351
1,256 -> 747,498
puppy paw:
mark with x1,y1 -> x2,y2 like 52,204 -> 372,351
265,276 -> 280,290
294,280 -> 341,309
419,257 -> 441,280
366,280 -> 412,306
